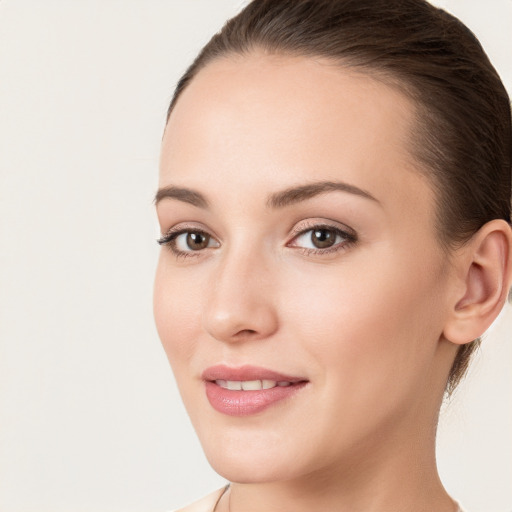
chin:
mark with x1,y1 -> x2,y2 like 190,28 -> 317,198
199,426 -> 304,484
208,454 -> 295,484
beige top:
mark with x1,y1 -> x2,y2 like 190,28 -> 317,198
171,487 -> 227,512
170,487 -> 468,512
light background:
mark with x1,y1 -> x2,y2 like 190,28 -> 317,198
0,1 -> 510,511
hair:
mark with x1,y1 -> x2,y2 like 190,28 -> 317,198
166,0 -> 512,393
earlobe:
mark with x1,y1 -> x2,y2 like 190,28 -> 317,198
443,219 -> 512,345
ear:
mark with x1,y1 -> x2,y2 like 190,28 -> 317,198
443,219 -> 512,345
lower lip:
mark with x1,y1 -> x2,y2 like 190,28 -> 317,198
205,381 -> 308,417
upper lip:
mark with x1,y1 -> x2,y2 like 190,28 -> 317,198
202,364 -> 307,383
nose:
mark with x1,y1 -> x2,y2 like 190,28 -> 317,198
203,246 -> 279,343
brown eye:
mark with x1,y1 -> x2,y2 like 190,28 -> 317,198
186,231 -> 211,250
311,228 -> 337,248
289,224 -> 356,254
157,228 -> 220,254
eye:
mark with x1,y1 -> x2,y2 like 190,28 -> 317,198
289,224 -> 356,254
174,231 -> 215,251
157,227 -> 220,256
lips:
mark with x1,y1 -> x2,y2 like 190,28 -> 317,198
202,365 -> 308,417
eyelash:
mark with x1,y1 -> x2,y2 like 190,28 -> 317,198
289,223 -> 357,257
157,225 -> 214,260
157,222 -> 357,259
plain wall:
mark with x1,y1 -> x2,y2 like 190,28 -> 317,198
0,1 -> 510,511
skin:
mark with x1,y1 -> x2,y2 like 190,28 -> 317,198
154,53 -> 498,511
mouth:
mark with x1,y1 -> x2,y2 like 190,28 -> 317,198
214,379 -> 296,390
202,365 -> 309,417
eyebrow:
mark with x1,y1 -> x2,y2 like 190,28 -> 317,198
267,180 -> 379,208
154,180 -> 379,209
154,186 -> 209,208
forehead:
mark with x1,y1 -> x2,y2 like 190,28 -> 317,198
160,53 -> 433,222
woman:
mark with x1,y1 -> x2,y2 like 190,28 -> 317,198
154,1 -> 512,511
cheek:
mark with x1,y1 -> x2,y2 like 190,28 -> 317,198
153,257 -> 203,367
282,250 -> 446,395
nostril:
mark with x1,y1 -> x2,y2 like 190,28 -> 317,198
228,328 -> 260,341
237,329 -> 257,336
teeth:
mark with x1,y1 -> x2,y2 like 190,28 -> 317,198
226,380 -> 242,390
241,380 -> 262,391
262,379 -> 276,389
214,379 -> 293,390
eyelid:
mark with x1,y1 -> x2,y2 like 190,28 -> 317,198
158,222 -> 215,240
288,218 -> 357,240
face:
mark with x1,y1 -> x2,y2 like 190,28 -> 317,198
154,54 -> 457,484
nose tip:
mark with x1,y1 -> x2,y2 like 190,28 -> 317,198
203,259 -> 279,343
205,303 -> 278,343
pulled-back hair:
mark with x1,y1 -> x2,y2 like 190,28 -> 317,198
166,0 -> 512,393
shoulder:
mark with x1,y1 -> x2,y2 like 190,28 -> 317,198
170,487 -> 227,512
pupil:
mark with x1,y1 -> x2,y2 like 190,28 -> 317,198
187,232 -> 209,250
312,229 -> 335,248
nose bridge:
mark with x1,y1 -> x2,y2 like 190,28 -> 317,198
203,236 -> 278,342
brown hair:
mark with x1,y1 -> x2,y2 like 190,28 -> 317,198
166,0 -> 512,393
